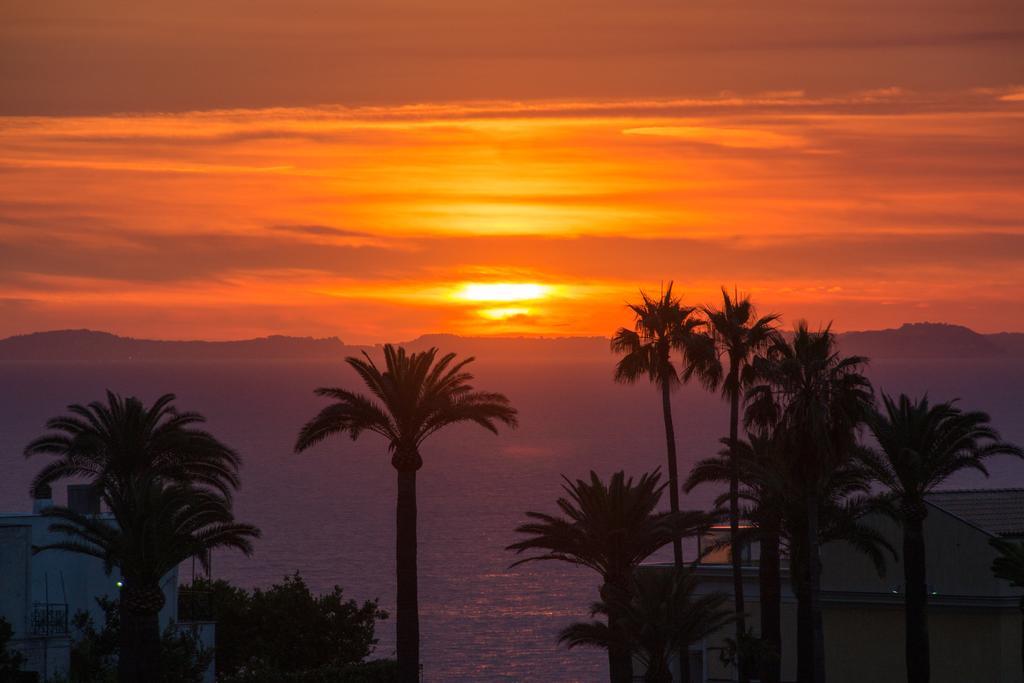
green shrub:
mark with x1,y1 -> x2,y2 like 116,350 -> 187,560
68,596 -> 212,683
0,617 -> 27,675
183,573 -> 388,679
222,659 -> 398,683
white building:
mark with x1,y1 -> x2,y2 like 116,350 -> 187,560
0,483 -> 212,682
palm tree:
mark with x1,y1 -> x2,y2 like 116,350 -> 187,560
862,394 -> 1023,683
507,470 -> 710,683
611,282 -> 713,568
746,323 -> 874,683
686,434 -> 784,683
25,391 -> 251,682
36,476 -> 259,682
990,537 -> 1024,679
689,436 -> 894,683
294,345 -> 517,683
559,567 -> 734,683
697,288 -> 779,680
24,391 -> 241,501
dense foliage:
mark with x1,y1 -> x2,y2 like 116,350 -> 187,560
0,617 -> 26,675
185,573 -> 389,680
68,596 -> 212,683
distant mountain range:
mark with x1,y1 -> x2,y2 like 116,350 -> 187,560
0,329 -> 352,361
0,323 -> 1021,362
838,323 -> 1024,359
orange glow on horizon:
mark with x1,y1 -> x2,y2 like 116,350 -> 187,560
1,90 -> 1023,342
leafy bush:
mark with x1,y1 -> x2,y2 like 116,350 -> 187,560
68,596 -> 213,683
183,573 -> 388,679
221,659 -> 397,683
0,617 -> 26,674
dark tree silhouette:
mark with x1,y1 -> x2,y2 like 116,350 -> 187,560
746,323 -> 875,683
559,567 -> 733,683
25,391 -> 241,501
25,392 -> 251,683
36,476 -> 258,683
611,282 -> 713,569
295,345 -> 517,683
686,433 -> 784,683
696,287 -> 778,681
863,394 -> 1022,683
991,538 -> 1024,680
507,470 -> 710,683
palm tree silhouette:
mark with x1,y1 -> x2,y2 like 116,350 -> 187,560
24,391 -> 251,682
691,439 -> 892,683
863,394 -> 1023,683
559,566 -> 734,683
295,345 -> 517,683
36,476 -> 258,682
25,391 -> 242,501
746,323 -> 874,683
611,282 -> 713,569
507,470 -> 710,683
990,537 -> 1024,680
697,287 -> 779,680
686,433 -> 784,683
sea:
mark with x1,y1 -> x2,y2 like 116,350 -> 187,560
1,356 -> 1022,681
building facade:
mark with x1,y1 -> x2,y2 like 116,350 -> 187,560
655,488 -> 1024,683
0,484 -> 206,681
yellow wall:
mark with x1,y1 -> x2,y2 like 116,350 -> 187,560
824,605 -> 1022,683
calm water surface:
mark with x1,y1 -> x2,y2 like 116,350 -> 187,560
1,357 -> 1021,681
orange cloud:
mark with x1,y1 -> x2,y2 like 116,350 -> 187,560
1,90 -> 1022,341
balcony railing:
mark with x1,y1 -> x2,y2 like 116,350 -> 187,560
30,602 -> 68,636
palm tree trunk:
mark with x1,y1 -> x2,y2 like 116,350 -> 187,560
396,466 -> 420,683
903,512 -> 930,683
661,381 -> 684,568
118,584 -> 163,683
806,494 -> 826,683
606,623 -> 633,682
1018,597 -> 1024,681
759,527 -> 782,683
727,372 -> 749,683
792,553 -> 811,683
660,380 -> 688,683
604,587 -> 634,683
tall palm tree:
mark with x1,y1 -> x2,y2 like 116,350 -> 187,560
611,282 -> 713,568
990,537 -> 1024,680
295,345 -> 517,683
746,323 -> 874,683
559,567 -> 734,683
25,391 -> 251,682
862,394 -> 1023,683
686,434 -> 784,683
36,476 -> 259,682
697,287 -> 779,680
25,391 -> 241,501
507,470 -> 710,683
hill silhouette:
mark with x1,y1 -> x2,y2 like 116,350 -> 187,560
0,329 -> 352,361
0,324 -> 1021,362
837,322 -> 1017,359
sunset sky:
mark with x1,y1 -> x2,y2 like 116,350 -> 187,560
2,0 -> 1022,342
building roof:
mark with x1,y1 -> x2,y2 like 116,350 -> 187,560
925,488 -> 1024,537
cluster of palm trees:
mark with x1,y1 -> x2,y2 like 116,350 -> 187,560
511,282 -> 1021,683
25,348 -> 518,683
22,288 -> 1022,683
